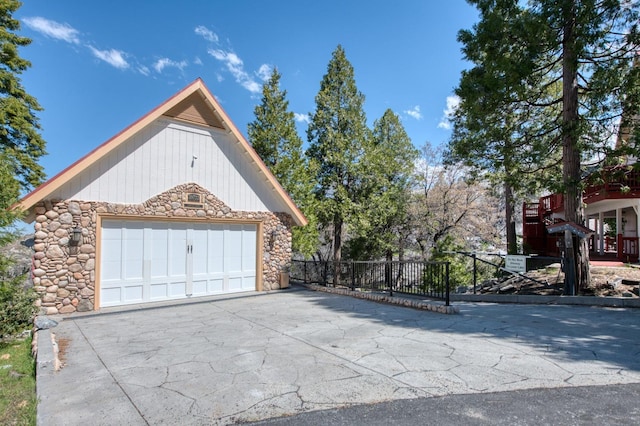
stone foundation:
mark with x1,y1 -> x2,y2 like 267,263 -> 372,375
31,183 -> 293,315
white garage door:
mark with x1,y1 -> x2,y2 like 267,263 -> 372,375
99,220 -> 257,307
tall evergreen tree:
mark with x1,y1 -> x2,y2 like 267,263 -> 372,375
0,0 -> 43,335
248,68 -> 319,258
451,0 -> 640,291
0,152 -> 20,228
0,0 -> 46,203
307,45 -> 370,283
448,0 -> 562,254
348,109 -> 418,262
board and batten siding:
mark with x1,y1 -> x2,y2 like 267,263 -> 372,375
48,119 -> 288,212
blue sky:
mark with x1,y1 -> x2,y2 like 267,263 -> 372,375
17,1 -> 479,180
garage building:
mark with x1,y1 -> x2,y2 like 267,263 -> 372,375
16,79 -> 307,314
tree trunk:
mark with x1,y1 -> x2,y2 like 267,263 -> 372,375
333,213 -> 343,286
505,181 -> 517,255
562,0 -> 590,292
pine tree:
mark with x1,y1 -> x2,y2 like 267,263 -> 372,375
248,68 -> 319,258
0,0 -> 42,336
0,0 -> 46,204
348,109 -> 417,261
307,45 -> 370,283
448,0 -> 562,254
451,0 -> 640,291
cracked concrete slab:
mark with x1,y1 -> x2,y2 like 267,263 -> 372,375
37,288 -> 640,425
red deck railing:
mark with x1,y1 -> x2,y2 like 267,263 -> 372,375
583,167 -> 640,203
524,203 -> 539,223
589,234 -> 639,262
539,193 -> 564,214
620,235 -> 639,262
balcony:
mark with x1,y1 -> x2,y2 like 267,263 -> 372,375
539,193 -> 564,215
583,167 -> 640,204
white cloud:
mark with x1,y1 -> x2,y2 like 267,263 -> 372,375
404,105 -> 422,120
243,79 -> 261,93
438,95 -> 460,130
257,64 -> 272,81
23,16 -> 80,44
195,25 -> 218,43
193,56 -> 203,66
138,65 -> 150,76
88,46 -> 129,69
208,48 -> 262,94
294,113 -> 310,124
153,57 -> 188,73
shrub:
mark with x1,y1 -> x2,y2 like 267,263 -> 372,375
0,232 -> 37,339
430,235 -> 474,287
0,271 -> 37,339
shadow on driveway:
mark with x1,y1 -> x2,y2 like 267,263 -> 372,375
37,287 -> 640,425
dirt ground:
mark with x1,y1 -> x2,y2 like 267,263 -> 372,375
476,264 -> 640,297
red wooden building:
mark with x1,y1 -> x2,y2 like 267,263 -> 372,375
523,166 -> 640,263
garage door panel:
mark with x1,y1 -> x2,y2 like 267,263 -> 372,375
242,226 -> 257,272
169,227 -> 187,277
208,278 -> 224,293
101,237 -> 123,280
151,227 -> 169,278
100,220 -> 257,307
101,287 -> 121,306
192,280 -> 207,296
191,225 -> 209,276
150,283 -> 168,300
123,259 -> 143,280
101,261 -> 122,281
228,277 -> 243,291
169,281 -> 186,297
123,284 -> 144,303
122,224 -> 144,279
101,221 -> 122,236
242,275 -> 256,291
208,225 -> 224,273
224,235 -> 242,273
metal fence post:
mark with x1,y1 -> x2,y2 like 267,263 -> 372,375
445,262 -> 450,306
388,261 -> 394,297
350,261 -> 355,290
473,253 -> 477,294
323,261 -> 328,287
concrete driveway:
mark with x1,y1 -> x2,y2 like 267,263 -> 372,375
36,287 -> 640,425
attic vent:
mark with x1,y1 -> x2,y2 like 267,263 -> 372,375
183,193 -> 204,209
163,92 -> 225,129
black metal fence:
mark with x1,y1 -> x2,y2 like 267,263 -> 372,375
291,260 -> 450,305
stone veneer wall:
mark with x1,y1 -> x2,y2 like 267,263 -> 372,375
31,183 -> 293,315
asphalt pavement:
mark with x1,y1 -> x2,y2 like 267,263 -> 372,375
250,383 -> 640,425
36,286 -> 640,425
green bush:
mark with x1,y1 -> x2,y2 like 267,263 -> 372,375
430,235 -> 474,287
0,237 -> 37,338
0,272 -> 37,338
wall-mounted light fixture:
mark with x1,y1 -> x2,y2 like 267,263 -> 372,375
269,229 -> 277,249
70,222 -> 82,246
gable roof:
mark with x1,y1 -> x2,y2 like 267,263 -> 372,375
16,78 -> 308,226
546,221 -> 594,239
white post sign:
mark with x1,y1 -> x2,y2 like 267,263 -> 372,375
505,255 -> 528,273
